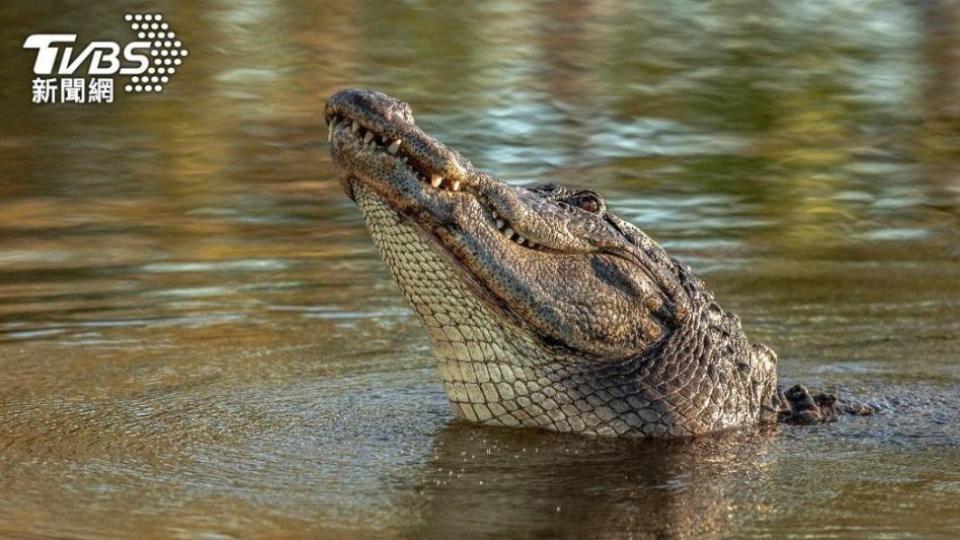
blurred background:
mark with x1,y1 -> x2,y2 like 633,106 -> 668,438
1,1 -> 958,538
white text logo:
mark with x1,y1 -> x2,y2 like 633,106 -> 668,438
23,13 -> 188,104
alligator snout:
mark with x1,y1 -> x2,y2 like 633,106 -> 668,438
326,88 -> 415,127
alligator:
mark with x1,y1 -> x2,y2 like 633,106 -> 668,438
324,88 -> 873,438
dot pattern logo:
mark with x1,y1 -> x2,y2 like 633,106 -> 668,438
124,13 -> 188,94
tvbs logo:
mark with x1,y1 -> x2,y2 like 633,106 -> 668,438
23,13 -> 188,105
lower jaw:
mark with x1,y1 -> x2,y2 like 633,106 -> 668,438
352,183 -> 549,428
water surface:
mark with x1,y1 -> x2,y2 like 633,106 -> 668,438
1,1 -> 959,538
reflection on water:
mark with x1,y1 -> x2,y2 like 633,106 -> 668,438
1,1 -> 958,538
404,424 -> 782,538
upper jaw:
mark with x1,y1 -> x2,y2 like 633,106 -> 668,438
324,89 -> 670,263
325,89 -> 551,251
325,89 -> 685,270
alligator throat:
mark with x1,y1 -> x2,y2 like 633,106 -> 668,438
354,184 -> 577,429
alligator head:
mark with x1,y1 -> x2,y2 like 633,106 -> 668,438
326,88 -> 781,438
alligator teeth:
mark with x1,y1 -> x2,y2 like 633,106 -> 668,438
451,180 -> 461,191
491,210 -> 498,219
503,227 -> 514,238
387,139 -> 401,154
516,235 -> 526,245
351,120 -> 359,133
364,131 -> 375,144
328,118 -> 338,142
430,174 -> 443,188
495,219 -> 505,229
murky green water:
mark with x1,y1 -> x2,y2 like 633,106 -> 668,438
1,1 -> 959,538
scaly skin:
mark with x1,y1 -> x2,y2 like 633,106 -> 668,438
325,88 -> 867,438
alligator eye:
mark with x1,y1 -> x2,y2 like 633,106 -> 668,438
578,195 -> 601,213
